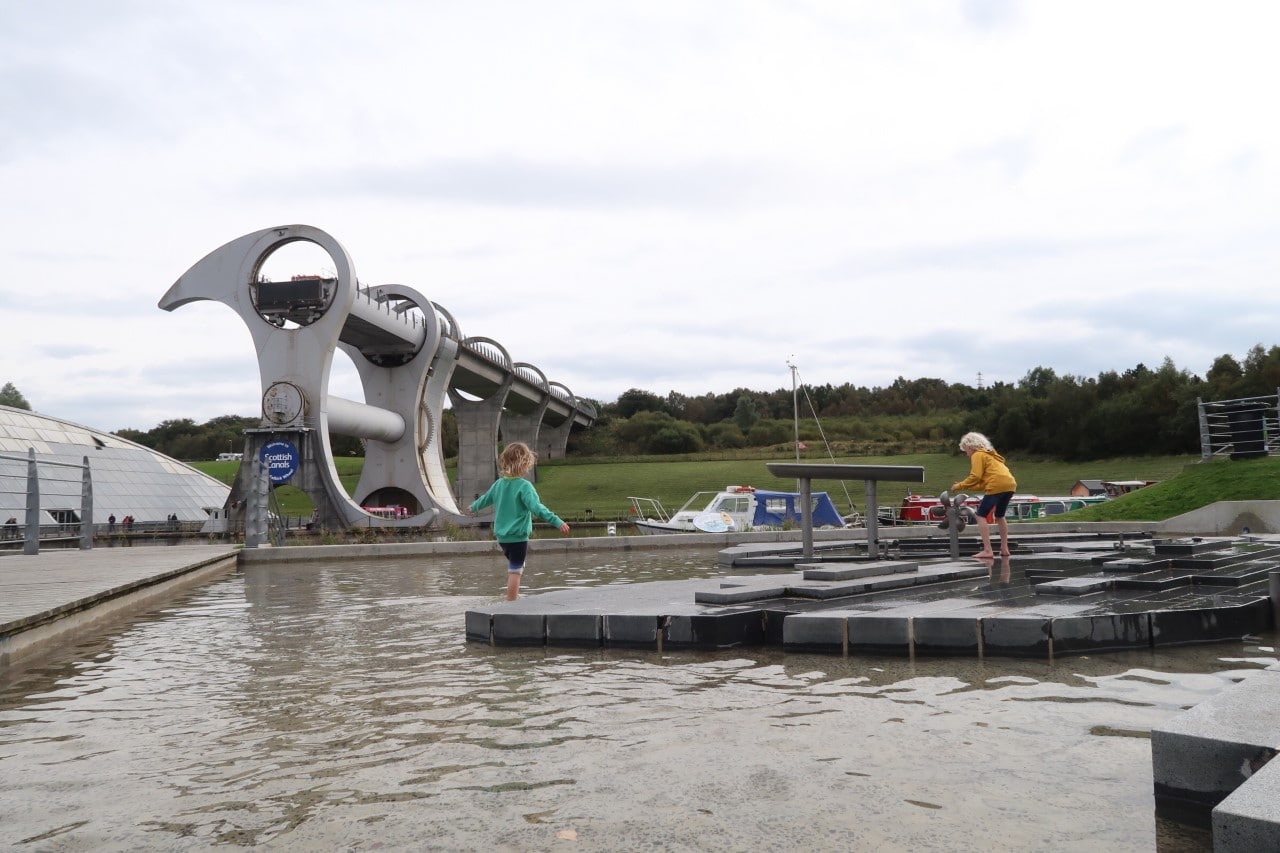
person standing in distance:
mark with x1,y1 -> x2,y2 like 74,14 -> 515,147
469,442 -> 570,600
951,431 -> 1017,560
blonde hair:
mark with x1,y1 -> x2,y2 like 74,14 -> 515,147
958,431 -> 994,453
498,441 -> 536,478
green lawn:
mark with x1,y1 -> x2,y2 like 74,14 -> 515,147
194,451 -> 1238,522
530,452 -> 1202,520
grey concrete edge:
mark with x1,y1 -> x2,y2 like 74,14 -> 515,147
0,553 -> 239,670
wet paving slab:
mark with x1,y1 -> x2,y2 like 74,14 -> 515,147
466,531 -> 1279,659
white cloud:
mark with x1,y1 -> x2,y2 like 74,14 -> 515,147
2,1 -> 1279,431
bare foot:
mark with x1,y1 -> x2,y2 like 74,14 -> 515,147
999,550 -> 1012,558
972,551 -> 995,560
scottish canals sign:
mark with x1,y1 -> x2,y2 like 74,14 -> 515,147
259,438 -> 300,484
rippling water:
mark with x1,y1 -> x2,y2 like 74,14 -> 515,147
1,549 -> 1274,851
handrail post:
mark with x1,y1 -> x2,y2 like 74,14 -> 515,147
24,448 -> 39,555
864,480 -> 879,558
79,455 -> 93,550
797,476 -> 813,558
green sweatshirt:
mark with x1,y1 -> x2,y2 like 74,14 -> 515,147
469,476 -> 565,543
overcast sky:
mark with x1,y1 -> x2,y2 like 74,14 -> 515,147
3,1 -> 1278,433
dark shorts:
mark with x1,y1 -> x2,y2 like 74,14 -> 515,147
499,540 -> 528,573
977,492 -> 1015,522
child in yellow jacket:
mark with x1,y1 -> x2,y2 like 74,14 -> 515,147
951,431 -> 1017,559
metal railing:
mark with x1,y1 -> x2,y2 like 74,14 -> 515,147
1198,393 -> 1280,461
0,448 -> 93,554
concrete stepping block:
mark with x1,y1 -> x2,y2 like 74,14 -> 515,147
1036,576 -> 1112,595
1153,670 -> 1280,829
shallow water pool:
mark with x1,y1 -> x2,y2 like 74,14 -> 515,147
1,550 -> 1271,851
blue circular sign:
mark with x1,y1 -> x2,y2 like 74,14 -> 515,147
259,438 -> 300,484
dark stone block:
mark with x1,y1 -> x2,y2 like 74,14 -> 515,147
546,613 -> 602,646
492,612 -> 545,646
1051,613 -> 1150,654
604,614 -> 659,648
1114,572 -> 1195,591
782,613 -> 846,653
981,615 -> 1052,658
762,607 -> 792,645
464,610 -> 492,643
1150,598 -> 1272,647
1095,557 -> 1163,571
913,615 -> 981,656
847,614 -> 911,654
667,611 -> 765,649
1154,538 -> 1231,557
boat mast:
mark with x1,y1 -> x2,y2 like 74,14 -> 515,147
787,356 -> 800,462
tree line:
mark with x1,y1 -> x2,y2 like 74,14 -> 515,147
571,345 -> 1280,461
5,343 -> 1279,462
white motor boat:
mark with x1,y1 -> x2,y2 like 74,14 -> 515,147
628,485 -> 849,534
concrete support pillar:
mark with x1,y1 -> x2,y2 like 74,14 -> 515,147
452,388 -> 511,508
537,416 -> 574,461
501,411 -> 546,479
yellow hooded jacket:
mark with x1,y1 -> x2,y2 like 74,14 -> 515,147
952,448 -> 1017,495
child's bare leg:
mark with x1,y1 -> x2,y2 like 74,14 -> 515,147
973,518 -> 994,559
506,569 -> 522,600
997,518 -> 1011,557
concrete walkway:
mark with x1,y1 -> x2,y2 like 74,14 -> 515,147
0,544 -> 239,669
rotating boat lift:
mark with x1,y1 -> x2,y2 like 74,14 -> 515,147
159,225 -> 595,530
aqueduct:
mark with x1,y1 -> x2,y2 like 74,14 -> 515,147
159,225 -> 595,529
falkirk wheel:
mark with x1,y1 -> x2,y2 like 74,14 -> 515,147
159,225 -> 596,530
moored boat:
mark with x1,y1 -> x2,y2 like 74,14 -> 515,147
878,492 -> 1109,525
628,485 -> 850,534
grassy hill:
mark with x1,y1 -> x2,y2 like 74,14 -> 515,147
1053,455 -> 1280,522
190,451 -> 1280,523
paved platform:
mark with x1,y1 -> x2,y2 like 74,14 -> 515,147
465,531 -> 1280,658
0,544 -> 239,669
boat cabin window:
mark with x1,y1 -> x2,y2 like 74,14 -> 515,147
714,496 -> 751,513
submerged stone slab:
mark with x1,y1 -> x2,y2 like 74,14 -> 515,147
1191,562 -> 1280,587
1095,556 -> 1164,571
801,561 -> 918,581
1154,538 -> 1234,556
1036,576 -> 1112,595
1114,571 -> 1195,592
1153,670 -> 1280,827
694,582 -> 791,605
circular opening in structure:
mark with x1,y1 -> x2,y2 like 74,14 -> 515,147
251,240 -> 338,329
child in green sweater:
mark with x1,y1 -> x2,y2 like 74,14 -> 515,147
469,442 -> 570,599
